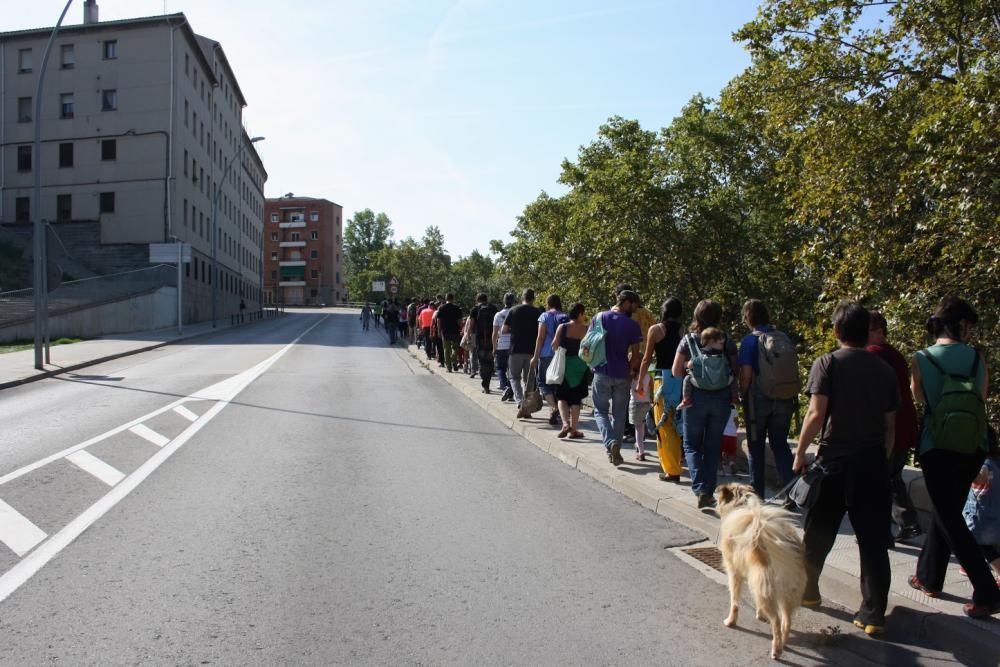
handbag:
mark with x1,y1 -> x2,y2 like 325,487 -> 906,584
788,461 -> 829,510
517,369 -> 544,418
546,347 -> 567,385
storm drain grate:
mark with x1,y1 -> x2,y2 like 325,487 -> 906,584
681,546 -> 726,574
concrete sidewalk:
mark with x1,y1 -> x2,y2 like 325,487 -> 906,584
400,343 -> 1000,666
0,312 -> 279,390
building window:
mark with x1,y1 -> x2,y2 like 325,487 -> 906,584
184,99 -> 189,127
17,97 -> 32,122
59,142 -> 74,168
270,252 -> 277,260
270,213 -> 278,223
291,232 -> 301,241
102,89 -> 117,111
310,250 -> 319,259
56,194 -> 72,221
15,197 -> 30,222
18,48 -> 32,73
310,211 -> 319,221
311,269 -> 319,279
270,233 -> 278,241
101,139 -> 117,160
183,198 -> 188,227
311,231 -> 319,240
335,271 -> 340,284
17,146 -> 31,172
60,93 -> 74,119
99,192 -> 115,214
60,44 -> 74,69
270,270 -> 277,279
102,40 -> 118,60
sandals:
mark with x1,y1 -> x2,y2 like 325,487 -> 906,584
635,452 -> 646,462
569,430 -> 585,439
556,426 -> 571,439
907,575 -> 941,598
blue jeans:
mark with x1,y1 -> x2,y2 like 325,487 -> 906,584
495,350 -> 510,389
538,355 -> 555,397
592,373 -> 632,450
743,393 -> 795,498
682,387 -> 731,497
388,323 -> 398,344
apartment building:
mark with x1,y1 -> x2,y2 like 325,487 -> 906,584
263,196 -> 344,306
0,6 -> 266,323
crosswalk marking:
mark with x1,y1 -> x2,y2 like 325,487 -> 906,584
0,499 -> 47,557
129,424 -> 170,448
173,405 -> 199,422
65,450 -> 125,487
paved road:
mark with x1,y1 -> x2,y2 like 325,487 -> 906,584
0,311 -> 961,665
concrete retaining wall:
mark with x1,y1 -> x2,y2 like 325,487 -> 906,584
0,286 -> 178,343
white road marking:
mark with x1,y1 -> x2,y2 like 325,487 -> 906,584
0,499 -> 47,558
173,405 -> 199,422
128,424 -> 170,448
0,314 -> 330,604
65,450 -> 125,487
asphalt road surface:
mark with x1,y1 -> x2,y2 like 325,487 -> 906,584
0,311 -> 962,665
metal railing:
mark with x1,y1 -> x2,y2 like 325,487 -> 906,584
0,264 -> 176,328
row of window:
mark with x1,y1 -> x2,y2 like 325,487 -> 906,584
16,40 -> 117,74
269,269 -> 323,280
16,89 -> 116,122
181,197 -> 260,273
13,192 -> 114,222
184,257 -> 254,301
270,250 -> 322,260
15,139 -> 117,172
270,231 -> 320,241
270,212 -> 323,223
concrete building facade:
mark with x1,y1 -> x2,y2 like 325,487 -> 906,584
263,196 -> 343,306
0,9 -> 266,323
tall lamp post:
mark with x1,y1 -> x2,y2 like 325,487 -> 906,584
31,0 -> 75,370
211,135 -> 264,328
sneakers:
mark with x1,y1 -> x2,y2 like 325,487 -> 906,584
609,441 -> 623,466
548,410 -> 560,426
501,388 -> 514,402
852,619 -> 885,636
697,495 -> 716,511
801,596 -> 822,609
896,525 -> 923,541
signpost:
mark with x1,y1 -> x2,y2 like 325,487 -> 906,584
389,276 -> 399,296
371,280 -> 386,292
151,242 -> 191,334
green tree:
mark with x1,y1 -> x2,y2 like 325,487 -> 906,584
344,209 -> 393,300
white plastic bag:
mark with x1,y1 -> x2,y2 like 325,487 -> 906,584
546,347 -> 567,385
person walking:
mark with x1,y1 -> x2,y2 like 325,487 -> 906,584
671,300 -> 738,509
469,293 -> 498,393
384,299 -> 400,345
374,300 -> 383,327
737,299 -> 798,500
419,301 -> 437,360
493,293 -> 516,402
591,290 -> 643,466
909,297 -> 1000,619
792,303 -> 899,636
552,302 -> 590,439
435,294 -> 464,372
614,284 -> 654,443
867,310 -> 922,541
503,290 -> 542,409
638,298 -> 685,482
964,444 -> 1000,587
360,302 -> 373,331
530,295 -> 567,426
407,298 -> 419,345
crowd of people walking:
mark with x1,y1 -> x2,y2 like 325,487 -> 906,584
364,290 -> 1000,623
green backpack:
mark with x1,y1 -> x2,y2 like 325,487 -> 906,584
687,334 -> 732,392
918,350 -> 987,454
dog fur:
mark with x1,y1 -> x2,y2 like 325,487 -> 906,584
716,483 -> 807,660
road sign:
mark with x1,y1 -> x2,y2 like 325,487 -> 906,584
372,280 -> 386,292
150,243 -> 191,263
389,276 -> 399,286
390,285 -> 398,294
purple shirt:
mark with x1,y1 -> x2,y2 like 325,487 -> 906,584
592,310 -> 642,378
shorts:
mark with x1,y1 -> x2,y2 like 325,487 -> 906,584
628,398 -> 652,425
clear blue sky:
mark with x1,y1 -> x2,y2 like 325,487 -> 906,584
10,1 -> 761,257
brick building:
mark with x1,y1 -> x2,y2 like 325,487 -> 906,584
263,195 -> 343,305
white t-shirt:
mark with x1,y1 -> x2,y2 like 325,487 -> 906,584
493,308 -> 511,350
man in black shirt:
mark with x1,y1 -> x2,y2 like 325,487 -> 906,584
469,292 -> 499,393
435,293 -> 464,372
502,289 -> 542,406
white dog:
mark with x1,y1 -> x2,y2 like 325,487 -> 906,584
716,483 -> 807,660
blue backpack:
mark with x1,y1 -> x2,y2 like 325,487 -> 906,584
580,313 -> 607,369
686,333 -> 731,391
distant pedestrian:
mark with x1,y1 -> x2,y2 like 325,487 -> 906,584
530,294 -> 566,426
385,300 -> 400,345
866,310 -> 921,541
470,293 -> 498,393
407,298 -> 419,344
493,292 -> 516,402
361,302 -> 373,331
435,293 -> 464,373
419,301 -> 436,360
910,297 -> 1000,619
374,301 -> 383,327
552,302 -> 590,439
503,289 -> 542,408
737,299 -> 798,500
671,299 -> 738,510
637,297 -> 685,482
590,290 -> 643,467
793,302 -> 898,636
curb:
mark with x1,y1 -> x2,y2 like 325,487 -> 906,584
0,314 -> 283,392
399,344 -> 1000,667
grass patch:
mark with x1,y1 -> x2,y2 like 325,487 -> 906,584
0,337 -> 83,355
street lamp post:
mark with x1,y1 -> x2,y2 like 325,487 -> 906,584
211,135 -> 264,328
31,0 -> 74,370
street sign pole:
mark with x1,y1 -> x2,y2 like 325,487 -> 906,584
176,240 -> 183,334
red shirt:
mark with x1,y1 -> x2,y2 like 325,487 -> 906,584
867,343 -> 919,452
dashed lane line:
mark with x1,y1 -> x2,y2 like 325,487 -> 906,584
0,314 -> 330,604
65,450 -> 126,487
128,424 -> 170,448
0,499 -> 47,558
173,405 -> 199,422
